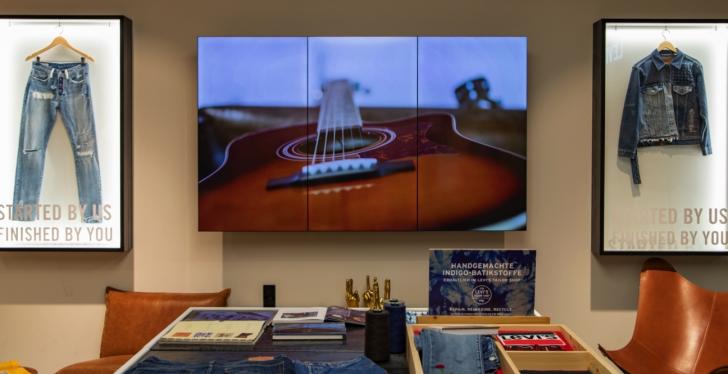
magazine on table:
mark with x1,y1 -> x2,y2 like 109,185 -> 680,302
272,307 -> 327,325
325,306 -> 366,326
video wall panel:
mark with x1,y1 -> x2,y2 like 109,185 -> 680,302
198,36 -> 527,232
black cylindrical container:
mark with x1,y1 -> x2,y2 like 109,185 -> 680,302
385,299 -> 406,353
365,309 -> 390,362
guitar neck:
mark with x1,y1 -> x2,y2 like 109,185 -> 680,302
317,80 -> 363,134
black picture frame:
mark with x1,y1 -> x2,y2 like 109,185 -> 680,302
0,15 -> 132,252
592,19 -> 728,256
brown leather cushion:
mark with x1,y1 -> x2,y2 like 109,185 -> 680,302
99,287 -> 230,357
56,355 -> 132,374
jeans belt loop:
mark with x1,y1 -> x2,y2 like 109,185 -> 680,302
49,68 -> 55,79
65,69 -> 69,79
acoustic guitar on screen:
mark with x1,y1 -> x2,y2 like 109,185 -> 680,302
198,79 -> 525,231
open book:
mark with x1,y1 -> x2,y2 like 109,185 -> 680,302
161,320 -> 266,345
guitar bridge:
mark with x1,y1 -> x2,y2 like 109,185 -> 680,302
303,159 -> 378,178
266,158 -> 414,190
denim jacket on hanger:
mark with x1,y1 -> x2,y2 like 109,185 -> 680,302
618,49 -> 711,184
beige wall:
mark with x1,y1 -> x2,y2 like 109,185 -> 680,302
2,1 -> 728,373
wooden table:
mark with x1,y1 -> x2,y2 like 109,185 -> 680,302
115,307 -> 408,374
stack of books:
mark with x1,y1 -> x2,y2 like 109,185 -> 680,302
271,307 -> 346,341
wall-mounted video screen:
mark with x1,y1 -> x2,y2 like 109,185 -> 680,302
198,36 -> 527,232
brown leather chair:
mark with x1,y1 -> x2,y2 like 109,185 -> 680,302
56,287 -> 231,374
601,258 -> 728,374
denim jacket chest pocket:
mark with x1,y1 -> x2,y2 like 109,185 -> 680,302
672,84 -> 701,135
639,83 -> 679,141
673,84 -> 693,95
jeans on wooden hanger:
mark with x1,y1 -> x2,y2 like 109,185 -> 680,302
12,61 -> 102,223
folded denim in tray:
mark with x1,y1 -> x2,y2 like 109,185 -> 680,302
126,355 -> 387,374
415,328 -> 500,374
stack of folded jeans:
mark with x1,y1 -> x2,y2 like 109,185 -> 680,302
126,355 -> 387,374
415,328 -> 500,374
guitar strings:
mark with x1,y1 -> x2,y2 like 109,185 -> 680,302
341,121 -> 346,160
348,126 -> 354,154
322,92 -> 330,163
311,81 -> 365,164
338,88 -> 344,160
333,88 -> 338,161
312,131 -> 321,165
312,87 -> 324,165
342,83 -> 350,160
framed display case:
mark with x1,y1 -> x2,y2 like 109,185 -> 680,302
593,19 -> 728,255
0,16 -> 132,251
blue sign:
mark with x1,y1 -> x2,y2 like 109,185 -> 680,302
429,249 -> 536,315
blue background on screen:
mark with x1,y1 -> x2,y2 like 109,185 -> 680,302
198,36 -> 526,110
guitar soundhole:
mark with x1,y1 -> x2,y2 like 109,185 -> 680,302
277,127 -> 397,161
294,129 -> 379,156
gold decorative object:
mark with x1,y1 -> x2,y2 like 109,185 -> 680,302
345,278 -> 360,307
384,279 -> 391,300
362,275 -> 375,308
371,277 -> 384,311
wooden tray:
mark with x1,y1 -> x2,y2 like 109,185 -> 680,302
406,321 -> 620,374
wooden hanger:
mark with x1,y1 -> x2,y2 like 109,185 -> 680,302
658,40 -> 677,53
658,29 -> 677,53
25,36 -> 95,62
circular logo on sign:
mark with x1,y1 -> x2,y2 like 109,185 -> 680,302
472,285 -> 493,305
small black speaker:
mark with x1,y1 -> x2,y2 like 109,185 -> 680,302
263,284 -> 276,307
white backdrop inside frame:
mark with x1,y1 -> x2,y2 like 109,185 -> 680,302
0,18 -> 121,249
603,22 -> 728,253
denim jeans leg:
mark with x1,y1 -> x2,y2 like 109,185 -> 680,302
12,69 -> 57,221
59,66 -> 103,223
